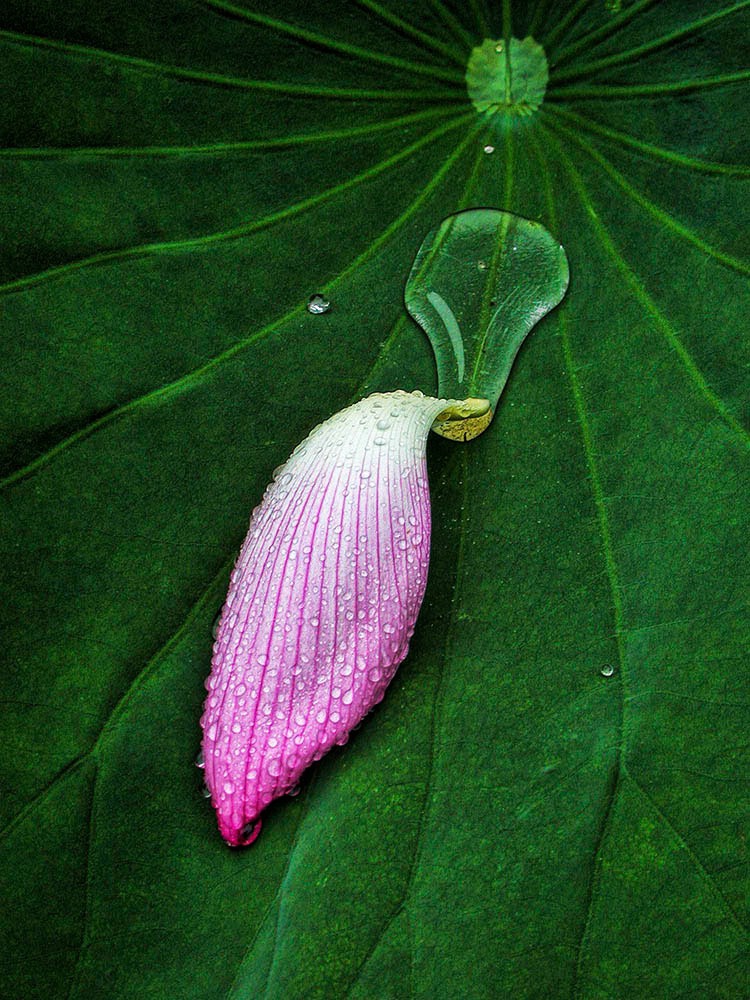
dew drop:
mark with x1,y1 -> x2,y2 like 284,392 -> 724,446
494,41 -> 504,53
202,783 -> 212,799
316,708 -> 327,724
600,663 -> 615,677
376,418 -> 391,431
342,689 -> 354,705
223,781 -> 235,795
195,748 -> 205,768
477,260 -> 488,271
288,783 -> 301,797
307,293 -> 331,315
211,609 -> 223,639
267,759 -> 282,777
483,144 -> 495,154
374,437 -> 387,447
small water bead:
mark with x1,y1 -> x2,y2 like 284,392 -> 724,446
316,709 -> 328,724
494,41 -> 504,53
211,610 -> 223,640
374,437 -> 387,446
306,293 -> 331,315
223,781 -> 235,795
342,689 -> 354,705
239,820 -> 260,843
267,759 -> 282,777
202,783 -> 212,799
477,260 -> 488,271
376,418 -> 391,431
195,748 -> 205,768
600,664 -> 615,678
483,144 -> 495,154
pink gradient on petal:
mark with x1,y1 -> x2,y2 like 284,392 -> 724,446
201,390 -> 447,846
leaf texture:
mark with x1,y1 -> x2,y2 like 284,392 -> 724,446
1,2 -> 748,998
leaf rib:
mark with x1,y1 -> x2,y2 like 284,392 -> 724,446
548,70 -> 750,101
544,112 -> 750,277
196,0 -> 464,83
545,128 -> 750,447
426,0 -> 476,51
543,105 -> 750,177
0,107 -> 459,159
353,0 -> 468,64
65,763 -> 98,1000
551,0 -> 659,67
551,1 -> 750,83
540,0 -> 590,53
624,769 -> 748,934
0,112 -> 473,297
535,132 -> 628,1000
0,117 -> 477,491
0,29 -> 458,101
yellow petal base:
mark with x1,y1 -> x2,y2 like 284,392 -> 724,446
431,398 -> 493,442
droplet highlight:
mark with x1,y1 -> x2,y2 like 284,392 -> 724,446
307,294 -> 331,315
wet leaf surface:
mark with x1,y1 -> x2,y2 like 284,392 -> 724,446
1,2 -> 748,997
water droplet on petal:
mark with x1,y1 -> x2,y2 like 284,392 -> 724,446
307,293 -> 331,315
342,689 -> 354,705
223,781 -> 235,795
239,819 -> 261,844
211,610 -> 223,639
376,418 -> 391,431
600,663 -> 615,677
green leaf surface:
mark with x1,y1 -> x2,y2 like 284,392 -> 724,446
1,2 -> 748,998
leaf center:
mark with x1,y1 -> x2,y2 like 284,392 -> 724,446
465,37 -> 548,117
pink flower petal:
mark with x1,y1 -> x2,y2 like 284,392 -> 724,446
201,390 -> 449,846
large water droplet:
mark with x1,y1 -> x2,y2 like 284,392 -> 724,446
600,663 -> 615,678
307,293 -> 331,315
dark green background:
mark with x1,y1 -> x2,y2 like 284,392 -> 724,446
1,2 -> 748,997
